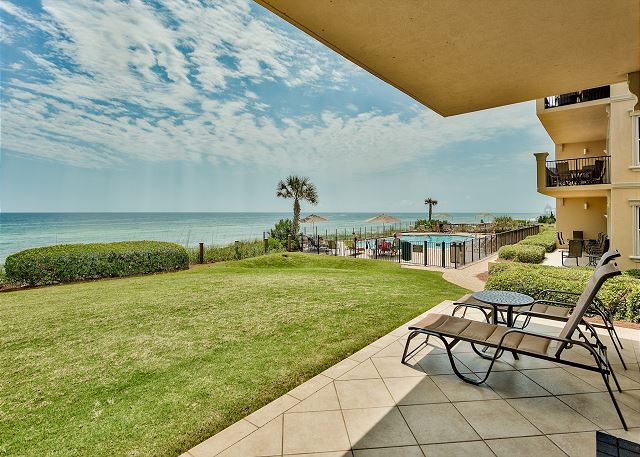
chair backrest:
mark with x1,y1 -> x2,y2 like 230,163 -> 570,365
593,160 -> 604,178
568,239 -> 583,257
557,232 -> 565,245
573,230 -> 583,240
557,161 -> 570,175
555,262 -> 621,356
596,249 -> 619,269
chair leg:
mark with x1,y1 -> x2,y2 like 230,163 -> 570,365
601,370 -> 628,430
606,325 -> 628,370
442,338 -> 497,385
401,331 -> 429,364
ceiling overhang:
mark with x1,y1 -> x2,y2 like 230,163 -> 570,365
255,0 -> 640,116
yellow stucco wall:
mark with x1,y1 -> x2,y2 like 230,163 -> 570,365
539,78 -> 640,269
556,197 -> 609,243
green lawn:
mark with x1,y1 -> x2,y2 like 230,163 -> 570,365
0,253 -> 467,456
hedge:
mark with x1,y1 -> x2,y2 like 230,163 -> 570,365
498,244 -> 546,264
189,239 -> 284,264
486,262 -> 640,322
4,241 -> 189,286
517,229 -> 557,252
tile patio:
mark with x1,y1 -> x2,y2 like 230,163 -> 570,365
184,299 -> 640,457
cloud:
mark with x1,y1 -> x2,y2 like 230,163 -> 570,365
1,0 -> 542,173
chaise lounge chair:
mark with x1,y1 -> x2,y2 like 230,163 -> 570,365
401,262 -> 628,429
451,251 -> 628,368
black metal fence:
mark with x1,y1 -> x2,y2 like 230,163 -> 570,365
544,85 -> 610,108
545,156 -> 610,187
300,224 -> 540,269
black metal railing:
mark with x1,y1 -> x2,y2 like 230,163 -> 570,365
545,156 -> 610,187
544,85 -> 610,109
301,224 -> 541,269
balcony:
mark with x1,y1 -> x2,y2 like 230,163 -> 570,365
545,155 -> 610,187
544,85 -> 610,109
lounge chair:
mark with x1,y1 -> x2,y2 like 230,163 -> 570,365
562,239 -> 583,266
402,262 -> 628,429
452,251 -> 628,368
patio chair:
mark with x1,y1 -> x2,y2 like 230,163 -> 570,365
557,231 -> 566,247
402,262 -> 628,429
591,159 -> 605,184
556,161 -> 571,185
451,251 -> 625,364
562,239 -> 583,266
511,250 -> 628,368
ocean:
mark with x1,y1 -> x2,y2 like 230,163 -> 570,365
0,212 -> 540,262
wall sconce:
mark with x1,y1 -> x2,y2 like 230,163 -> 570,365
584,202 -> 589,210
583,148 -> 588,155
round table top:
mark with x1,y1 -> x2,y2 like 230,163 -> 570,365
472,290 -> 534,307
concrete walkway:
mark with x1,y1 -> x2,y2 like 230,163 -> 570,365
403,253 -> 497,292
182,300 -> 640,457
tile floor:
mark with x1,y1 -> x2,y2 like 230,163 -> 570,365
183,300 -> 640,457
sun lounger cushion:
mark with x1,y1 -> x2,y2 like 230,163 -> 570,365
528,303 -> 571,317
409,314 -> 551,356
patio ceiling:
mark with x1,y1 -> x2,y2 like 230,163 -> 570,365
255,0 -> 640,116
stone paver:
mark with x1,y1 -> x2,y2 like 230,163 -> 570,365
184,298 -> 640,457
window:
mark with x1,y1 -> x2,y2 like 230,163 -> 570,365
634,114 -> 640,166
636,205 -> 640,257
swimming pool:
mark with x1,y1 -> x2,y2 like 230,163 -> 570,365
400,234 -> 473,244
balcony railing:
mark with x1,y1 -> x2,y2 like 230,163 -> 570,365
545,156 -> 610,187
544,85 -> 610,109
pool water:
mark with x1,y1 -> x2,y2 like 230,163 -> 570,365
400,234 -> 473,244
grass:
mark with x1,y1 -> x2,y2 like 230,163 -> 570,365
0,253 -> 467,456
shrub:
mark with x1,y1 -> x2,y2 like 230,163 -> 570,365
537,213 -> 556,224
518,229 -> 557,252
190,239 -> 284,264
270,219 -> 293,245
486,262 -> 640,322
489,216 -> 530,233
414,219 -> 449,231
4,241 -> 189,286
625,269 -> 640,279
498,244 -> 546,263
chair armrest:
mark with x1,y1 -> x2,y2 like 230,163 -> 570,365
536,289 -> 580,302
494,328 -> 590,354
532,299 -> 575,309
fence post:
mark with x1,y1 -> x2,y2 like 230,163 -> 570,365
317,235 -> 320,254
263,232 -> 268,254
471,239 -> 474,262
441,242 -> 446,267
199,242 -> 204,264
375,238 -> 378,259
423,241 -> 427,266
454,243 -> 458,269
235,240 -> 240,260
287,235 -> 292,252
300,234 -> 304,252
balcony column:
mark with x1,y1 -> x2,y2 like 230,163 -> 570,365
534,152 -> 549,191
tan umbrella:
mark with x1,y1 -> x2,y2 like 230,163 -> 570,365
365,214 -> 400,224
434,213 -> 451,220
478,212 -> 493,222
301,214 -> 328,223
301,214 -> 328,235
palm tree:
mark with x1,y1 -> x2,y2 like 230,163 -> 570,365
424,197 -> 438,221
276,175 -> 318,237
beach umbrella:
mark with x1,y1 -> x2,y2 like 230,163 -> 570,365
434,213 -> 451,220
365,214 -> 400,224
301,214 -> 328,223
301,214 -> 328,235
365,214 -> 401,233
478,212 -> 494,222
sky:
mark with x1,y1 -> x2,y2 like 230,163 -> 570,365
0,0 -> 554,213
